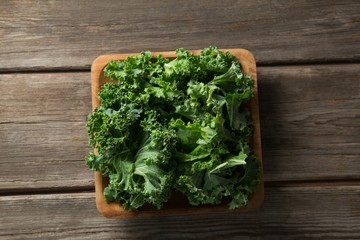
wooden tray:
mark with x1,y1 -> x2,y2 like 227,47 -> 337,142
91,49 -> 263,218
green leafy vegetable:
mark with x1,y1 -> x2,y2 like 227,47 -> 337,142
86,46 -> 261,211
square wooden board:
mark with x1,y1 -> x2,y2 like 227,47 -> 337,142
91,49 -> 264,218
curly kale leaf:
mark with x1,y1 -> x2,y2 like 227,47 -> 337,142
87,116 -> 176,210
103,134 -> 175,210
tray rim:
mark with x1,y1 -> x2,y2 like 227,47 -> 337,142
91,48 -> 264,218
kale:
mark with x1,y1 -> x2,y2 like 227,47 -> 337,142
86,46 -> 260,211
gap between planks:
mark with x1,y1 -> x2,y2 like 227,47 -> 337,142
0,186 -> 94,197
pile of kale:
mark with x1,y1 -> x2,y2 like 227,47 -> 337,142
86,47 -> 260,211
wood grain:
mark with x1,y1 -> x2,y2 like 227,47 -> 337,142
0,65 -> 359,192
0,72 -> 91,123
0,0 -> 360,71
0,185 -> 359,239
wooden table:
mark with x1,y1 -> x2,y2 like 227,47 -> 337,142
0,1 -> 359,239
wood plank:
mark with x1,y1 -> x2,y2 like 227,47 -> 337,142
0,185 -> 359,239
0,0 -> 360,71
0,72 -> 91,123
0,122 -> 93,191
0,65 -> 359,191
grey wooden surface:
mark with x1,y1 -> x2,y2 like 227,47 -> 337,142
1,186 -> 359,239
1,0 -> 360,71
0,0 -> 359,239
